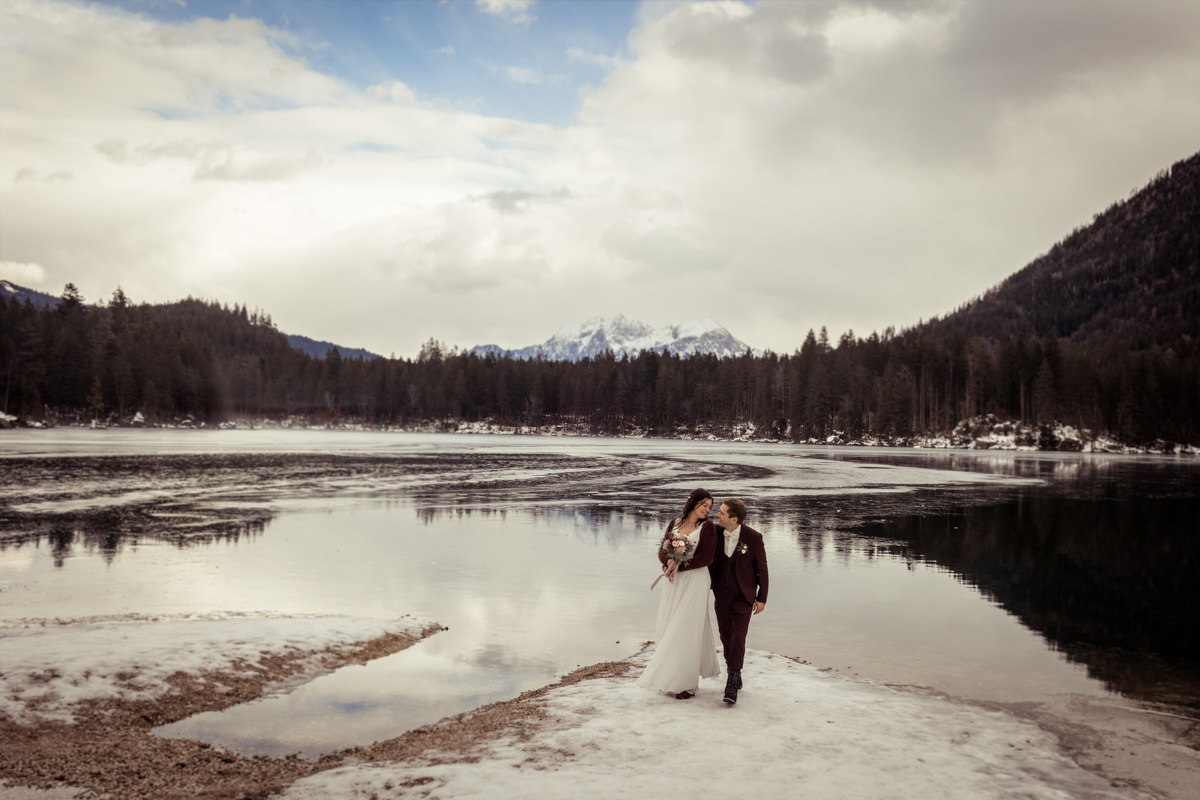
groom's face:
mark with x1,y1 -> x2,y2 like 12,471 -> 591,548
717,503 -> 736,530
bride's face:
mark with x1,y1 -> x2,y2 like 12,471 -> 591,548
693,499 -> 712,520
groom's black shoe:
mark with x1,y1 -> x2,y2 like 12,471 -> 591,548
723,672 -> 740,705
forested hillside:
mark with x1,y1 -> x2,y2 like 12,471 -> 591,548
2,151 -> 1197,448
932,150 -> 1199,352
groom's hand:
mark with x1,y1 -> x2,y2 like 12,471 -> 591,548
753,601 -> 765,615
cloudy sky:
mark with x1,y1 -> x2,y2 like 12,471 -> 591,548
2,0 -> 1198,357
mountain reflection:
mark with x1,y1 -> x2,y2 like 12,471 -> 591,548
858,489 -> 1200,710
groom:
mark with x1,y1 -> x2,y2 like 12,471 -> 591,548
710,498 -> 768,705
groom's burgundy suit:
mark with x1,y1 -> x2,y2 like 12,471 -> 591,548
708,524 -> 768,672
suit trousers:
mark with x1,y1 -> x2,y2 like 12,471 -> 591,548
714,594 -> 752,671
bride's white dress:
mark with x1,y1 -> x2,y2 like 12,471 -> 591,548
636,522 -> 721,693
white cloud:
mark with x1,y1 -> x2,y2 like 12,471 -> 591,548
0,261 -> 48,286
95,138 -> 325,182
473,187 -> 571,215
392,199 -> 553,294
0,1 -> 345,118
476,0 -> 536,26
367,79 -> 417,104
506,66 -> 541,85
567,0 -> 1200,348
12,167 -> 72,184
567,47 -> 620,69
1,0 -> 1198,357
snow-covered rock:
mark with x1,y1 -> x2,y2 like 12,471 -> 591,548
948,415 -> 1090,451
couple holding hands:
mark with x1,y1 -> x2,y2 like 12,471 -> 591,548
637,488 -> 769,705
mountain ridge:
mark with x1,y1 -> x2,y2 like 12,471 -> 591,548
286,334 -> 380,361
0,279 -> 60,309
929,149 -> 1199,352
0,279 -> 382,361
470,313 -> 752,361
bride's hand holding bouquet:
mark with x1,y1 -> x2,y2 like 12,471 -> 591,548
647,491 -> 713,591
650,530 -> 696,590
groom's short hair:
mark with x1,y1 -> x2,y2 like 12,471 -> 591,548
723,498 -> 747,524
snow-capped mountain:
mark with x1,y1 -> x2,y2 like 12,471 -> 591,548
471,314 -> 752,361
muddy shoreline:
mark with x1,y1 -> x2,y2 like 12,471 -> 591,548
0,626 -> 438,798
0,623 -> 629,800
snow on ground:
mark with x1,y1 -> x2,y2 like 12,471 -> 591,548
0,618 -> 1163,798
0,614 -> 429,724
281,649 -> 1142,800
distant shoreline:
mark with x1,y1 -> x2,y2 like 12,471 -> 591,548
3,412 -> 1197,456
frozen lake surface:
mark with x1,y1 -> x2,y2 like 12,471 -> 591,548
2,429 -> 1197,759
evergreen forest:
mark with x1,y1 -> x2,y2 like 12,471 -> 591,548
2,151 -> 1198,448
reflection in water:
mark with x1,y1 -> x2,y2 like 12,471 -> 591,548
156,643 -> 554,758
150,497 -> 1113,757
413,504 -> 659,547
3,434 -> 1198,756
857,489 -> 1200,710
144,506 -> 658,757
4,520 -> 268,567
822,449 -> 1200,499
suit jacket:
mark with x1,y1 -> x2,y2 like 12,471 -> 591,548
656,519 -> 718,573
709,523 -> 769,607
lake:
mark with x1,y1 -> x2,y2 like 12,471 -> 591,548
1,429 -> 1197,757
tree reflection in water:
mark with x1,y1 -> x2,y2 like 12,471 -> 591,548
855,489 -> 1200,712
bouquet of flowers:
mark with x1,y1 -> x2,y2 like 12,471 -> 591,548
650,529 -> 695,590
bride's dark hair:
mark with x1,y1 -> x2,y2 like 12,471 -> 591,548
679,488 -> 714,523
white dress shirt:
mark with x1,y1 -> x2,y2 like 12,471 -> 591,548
723,524 -> 742,557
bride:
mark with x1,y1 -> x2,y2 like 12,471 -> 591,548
637,487 -> 721,699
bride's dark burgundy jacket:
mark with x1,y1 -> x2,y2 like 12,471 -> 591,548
656,519 -> 718,572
